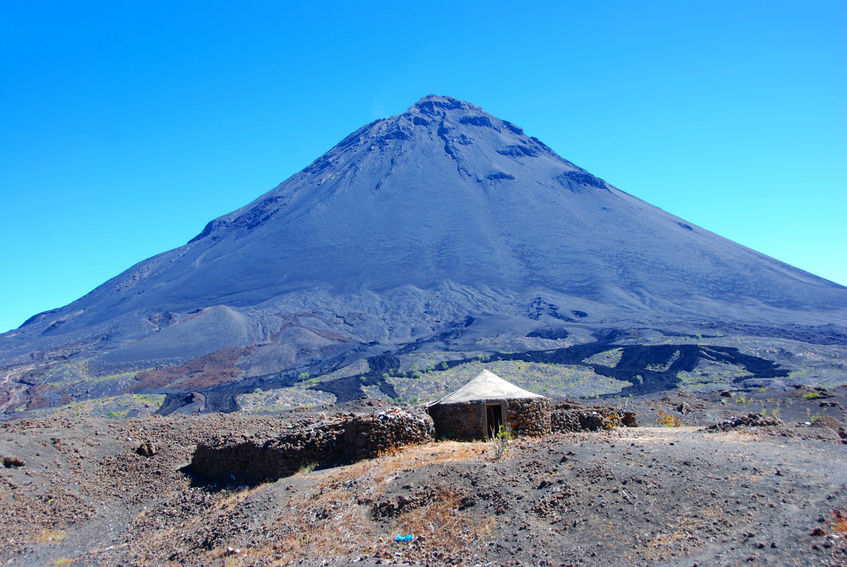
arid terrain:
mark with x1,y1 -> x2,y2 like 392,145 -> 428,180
1,386 -> 845,566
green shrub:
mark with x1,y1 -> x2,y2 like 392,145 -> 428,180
488,424 -> 512,460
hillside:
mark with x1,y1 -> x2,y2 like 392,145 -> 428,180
0,389 -> 845,566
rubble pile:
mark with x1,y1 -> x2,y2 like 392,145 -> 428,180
706,412 -> 785,432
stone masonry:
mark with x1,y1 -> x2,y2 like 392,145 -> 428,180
191,407 -> 434,485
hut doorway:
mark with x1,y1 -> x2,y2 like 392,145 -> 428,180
486,404 -> 503,437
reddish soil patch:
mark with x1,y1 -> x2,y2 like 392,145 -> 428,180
126,347 -> 254,392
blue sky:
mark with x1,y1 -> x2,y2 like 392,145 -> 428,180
1,1 -> 845,333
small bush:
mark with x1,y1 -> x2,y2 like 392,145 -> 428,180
656,410 -> 682,427
488,424 -> 512,461
602,411 -> 621,431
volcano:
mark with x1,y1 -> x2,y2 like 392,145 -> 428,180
2,95 -> 845,414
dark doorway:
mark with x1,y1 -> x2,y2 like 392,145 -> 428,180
486,404 -> 503,438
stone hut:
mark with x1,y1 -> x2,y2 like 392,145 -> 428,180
427,369 -> 551,440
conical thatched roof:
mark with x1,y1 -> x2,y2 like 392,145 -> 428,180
433,369 -> 544,405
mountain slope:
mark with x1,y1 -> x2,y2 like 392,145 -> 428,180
1,95 -> 845,414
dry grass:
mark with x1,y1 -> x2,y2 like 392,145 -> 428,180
391,485 -> 496,561
36,528 -> 67,544
831,510 -> 847,536
217,440 -> 492,565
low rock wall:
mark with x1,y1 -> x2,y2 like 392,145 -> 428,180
191,408 -> 434,485
551,401 -> 637,432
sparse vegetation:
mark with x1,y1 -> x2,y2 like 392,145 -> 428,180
582,348 -> 623,368
3,386 -> 846,566
602,411 -> 621,431
388,359 -> 628,406
656,410 -> 682,427
488,424 -> 512,461
830,510 -> 847,535
227,441 -> 491,565
677,360 -> 751,391
37,528 -> 66,544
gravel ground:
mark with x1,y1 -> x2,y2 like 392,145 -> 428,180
0,392 -> 845,566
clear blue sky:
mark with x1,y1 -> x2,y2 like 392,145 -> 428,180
1,1 -> 845,333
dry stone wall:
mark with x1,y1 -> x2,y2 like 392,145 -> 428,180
550,400 -> 637,432
427,402 -> 484,440
506,398 -> 551,437
429,397 -> 552,440
191,408 -> 434,485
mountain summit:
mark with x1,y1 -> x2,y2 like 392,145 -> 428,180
2,95 -> 845,414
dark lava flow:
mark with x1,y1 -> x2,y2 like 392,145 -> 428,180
312,341 -> 787,404
155,332 -> 788,413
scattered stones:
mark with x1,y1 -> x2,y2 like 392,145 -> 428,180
706,413 -> 784,432
810,415 -> 844,431
0,389 -> 845,566
135,441 -> 158,457
2,456 -> 24,468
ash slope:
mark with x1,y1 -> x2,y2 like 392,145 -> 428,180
1,96 -> 845,395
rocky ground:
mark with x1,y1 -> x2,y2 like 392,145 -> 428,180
0,388 -> 845,566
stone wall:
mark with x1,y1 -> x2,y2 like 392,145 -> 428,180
506,397 -> 551,437
428,397 -> 552,440
191,408 -> 434,485
427,401 -> 485,440
550,400 -> 637,432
